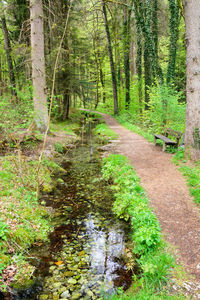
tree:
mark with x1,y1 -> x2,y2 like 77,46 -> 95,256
123,0 -> 133,109
184,0 -> 200,159
167,0 -> 180,84
30,0 -> 48,132
1,12 -> 17,97
102,0 -> 118,114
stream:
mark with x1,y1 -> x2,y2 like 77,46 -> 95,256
4,118 -> 133,300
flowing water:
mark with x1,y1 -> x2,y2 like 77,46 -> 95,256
2,120 -> 133,300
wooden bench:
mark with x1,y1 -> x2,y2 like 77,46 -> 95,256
154,128 -> 183,152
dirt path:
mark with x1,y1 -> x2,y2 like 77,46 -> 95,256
100,113 -> 200,282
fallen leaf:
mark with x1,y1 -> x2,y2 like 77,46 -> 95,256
55,261 -> 63,266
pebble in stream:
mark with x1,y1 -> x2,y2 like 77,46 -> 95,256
12,131 -> 132,300
40,210 -> 130,300
38,144 -> 132,300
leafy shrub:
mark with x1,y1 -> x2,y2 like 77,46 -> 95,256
0,221 -> 10,246
102,154 -> 175,291
144,84 -> 185,133
54,142 -> 65,153
0,85 -> 33,140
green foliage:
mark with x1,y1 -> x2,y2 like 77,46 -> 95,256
144,84 -> 185,132
172,148 -> 200,204
180,165 -> 200,204
102,154 -> 175,292
0,221 -> 10,246
93,123 -> 118,141
0,155 -> 52,287
54,142 -> 65,153
172,148 -> 185,165
0,85 -> 33,139
172,149 -> 200,205
116,114 -> 154,142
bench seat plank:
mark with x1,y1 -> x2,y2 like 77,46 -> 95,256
154,134 -> 176,145
154,128 -> 182,152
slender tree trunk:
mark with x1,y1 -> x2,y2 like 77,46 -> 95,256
144,42 -> 151,109
102,0 -> 118,114
79,61 -> 86,108
136,28 -> 142,114
123,0 -> 132,109
62,32 -> 71,120
99,62 -> 106,103
93,40 -> 100,109
152,0 -> 158,59
30,0 -> 48,132
1,14 -> 17,98
0,59 -> 2,96
63,89 -> 70,120
167,0 -> 180,84
184,0 -> 200,159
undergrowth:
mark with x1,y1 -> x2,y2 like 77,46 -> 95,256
102,154 -> 184,298
93,123 -> 118,142
115,114 -> 154,143
172,149 -> 200,205
0,155 -> 64,290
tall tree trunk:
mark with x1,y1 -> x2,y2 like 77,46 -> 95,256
0,59 -> 2,96
167,0 -> 180,84
136,26 -> 143,114
63,89 -> 70,120
184,0 -> 200,159
144,42 -> 151,109
99,62 -> 106,103
152,0 -> 158,59
123,0 -> 132,109
134,0 -> 163,83
1,14 -> 17,98
93,39 -> 100,109
102,0 -> 118,114
30,0 -> 48,132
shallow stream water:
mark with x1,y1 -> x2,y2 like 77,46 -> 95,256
3,121 -> 133,300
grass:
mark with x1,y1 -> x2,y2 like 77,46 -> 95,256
115,115 -> 154,143
172,149 -> 200,205
0,153 -> 67,290
102,154 -> 186,299
93,123 -> 118,141
50,121 -> 79,136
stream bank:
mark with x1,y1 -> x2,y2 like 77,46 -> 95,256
2,114 -> 134,300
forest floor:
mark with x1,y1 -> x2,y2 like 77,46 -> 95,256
99,112 -> 200,284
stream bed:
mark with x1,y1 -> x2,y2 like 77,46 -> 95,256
5,121 -> 133,300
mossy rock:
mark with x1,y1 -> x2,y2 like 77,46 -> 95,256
11,278 -> 35,290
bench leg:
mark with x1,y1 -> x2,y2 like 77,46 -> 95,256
162,143 -> 166,152
154,136 -> 157,146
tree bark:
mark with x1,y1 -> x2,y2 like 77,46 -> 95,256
63,89 -> 70,120
123,0 -> 132,109
1,14 -> 17,98
102,0 -> 118,114
136,28 -> 142,114
184,0 -> 200,159
167,0 -> 180,84
30,0 -> 48,132
99,62 -> 106,103
152,0 -> 158,59
0,59 -> 2,96
144,42 -> 151,109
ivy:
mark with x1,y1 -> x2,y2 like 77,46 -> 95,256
167,0 -> 181,84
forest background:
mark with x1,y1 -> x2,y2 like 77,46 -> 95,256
1,0 -> 200,297
0,0 -> 187,145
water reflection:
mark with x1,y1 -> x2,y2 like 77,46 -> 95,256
84,213 -> 126,294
